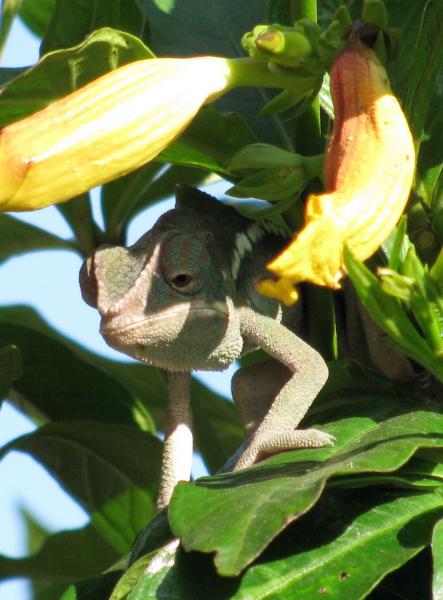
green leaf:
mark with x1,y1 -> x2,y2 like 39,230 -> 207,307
0,343 -> 21,401
0,522 -> 119,582
41,0 -> 146,54
404,0 -> 443,147
0,0 -> 21,53
139,0 -> 292,146
433,518 -> 443,600
170,402 -> 443,576
0,214 -> 74,263
116,543 -> 237,600
114,490 -> 443,600
20,0 -> 56,39
0,67 -> 27,86
0,316 -> 145,426
227,167 -> 308,201
161,107 -> 258,174
387,217 -> 412,271
101,162 -> 208,243
139,0 -> 264,58
101,163 -> 165,243
0,27 -> 153,126
60,572 -> 120,600
0,421 -> 162,554
55,193 -> 99,257
344,248 -> 443,381
231,491 -> 443,599
227,143 -> 309,170
0,304 -> 240,469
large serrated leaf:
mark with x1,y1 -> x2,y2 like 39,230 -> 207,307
170,402 -> 443,575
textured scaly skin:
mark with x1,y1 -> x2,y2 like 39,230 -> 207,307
264,39 -> 415,300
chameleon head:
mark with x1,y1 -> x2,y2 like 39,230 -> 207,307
79,208 -> 244,371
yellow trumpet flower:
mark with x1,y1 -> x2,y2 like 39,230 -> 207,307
0,57 -> 231,211
258,40 -> 415,305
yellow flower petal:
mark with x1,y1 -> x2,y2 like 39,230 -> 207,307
260,40 -> 415,304
0,57 -> 231,211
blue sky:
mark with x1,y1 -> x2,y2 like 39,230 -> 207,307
0,16 -> 235,600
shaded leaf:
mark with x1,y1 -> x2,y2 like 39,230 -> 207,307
109,164 -> 209,238
433,518 -> 443,600
404,0 -> 443,147
170,402 -> 443,575
0,0 -> 21,53
158,108 -> 258,181
41,0 -> 146,54
55,193 -> 100,257
0,67 -> 27,86
0,214 -> 74,263
116,543 -> 237,600
20,0 -> 55,39
344,248 -> 443,381
0,304 -> 242,472
0,522 -> 119,582
128,511 -> 173,565
0,420 -> 162,554
0,343 -> 21,401
101,162 -> 165,243
231,491 -> 443,599
116,490 -> 443,600
0,317 -> 146,427
0,27 -> 153,126
367,548 -> 432,600
139,0 -> 289,145
140,0 -> 266,58
60,571 -> 120,600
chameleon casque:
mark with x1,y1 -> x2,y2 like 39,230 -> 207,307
80,185 -> 333,510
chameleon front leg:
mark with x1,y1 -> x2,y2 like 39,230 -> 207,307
156,371 -> 193,511
230,307 -> 334,471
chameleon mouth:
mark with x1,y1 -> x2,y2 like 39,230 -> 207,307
99,303 -> 228,337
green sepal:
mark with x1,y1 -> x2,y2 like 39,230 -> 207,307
227,143 -> 310,171
226,166 -> 308,201
241,17 -> 346,74
259,88 -> 309,116
430,248 -> 443,286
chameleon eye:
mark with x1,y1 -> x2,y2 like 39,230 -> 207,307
161,233 -> 210,294
171,273 -> 193,288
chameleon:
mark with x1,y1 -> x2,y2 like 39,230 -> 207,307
79,185 -> 333,510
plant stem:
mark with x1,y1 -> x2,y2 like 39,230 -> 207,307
225,57 -> 318,94
291,0 -> 318,22
288,0 -> 337,360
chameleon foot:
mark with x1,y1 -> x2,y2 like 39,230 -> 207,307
233,428 -> 335,471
